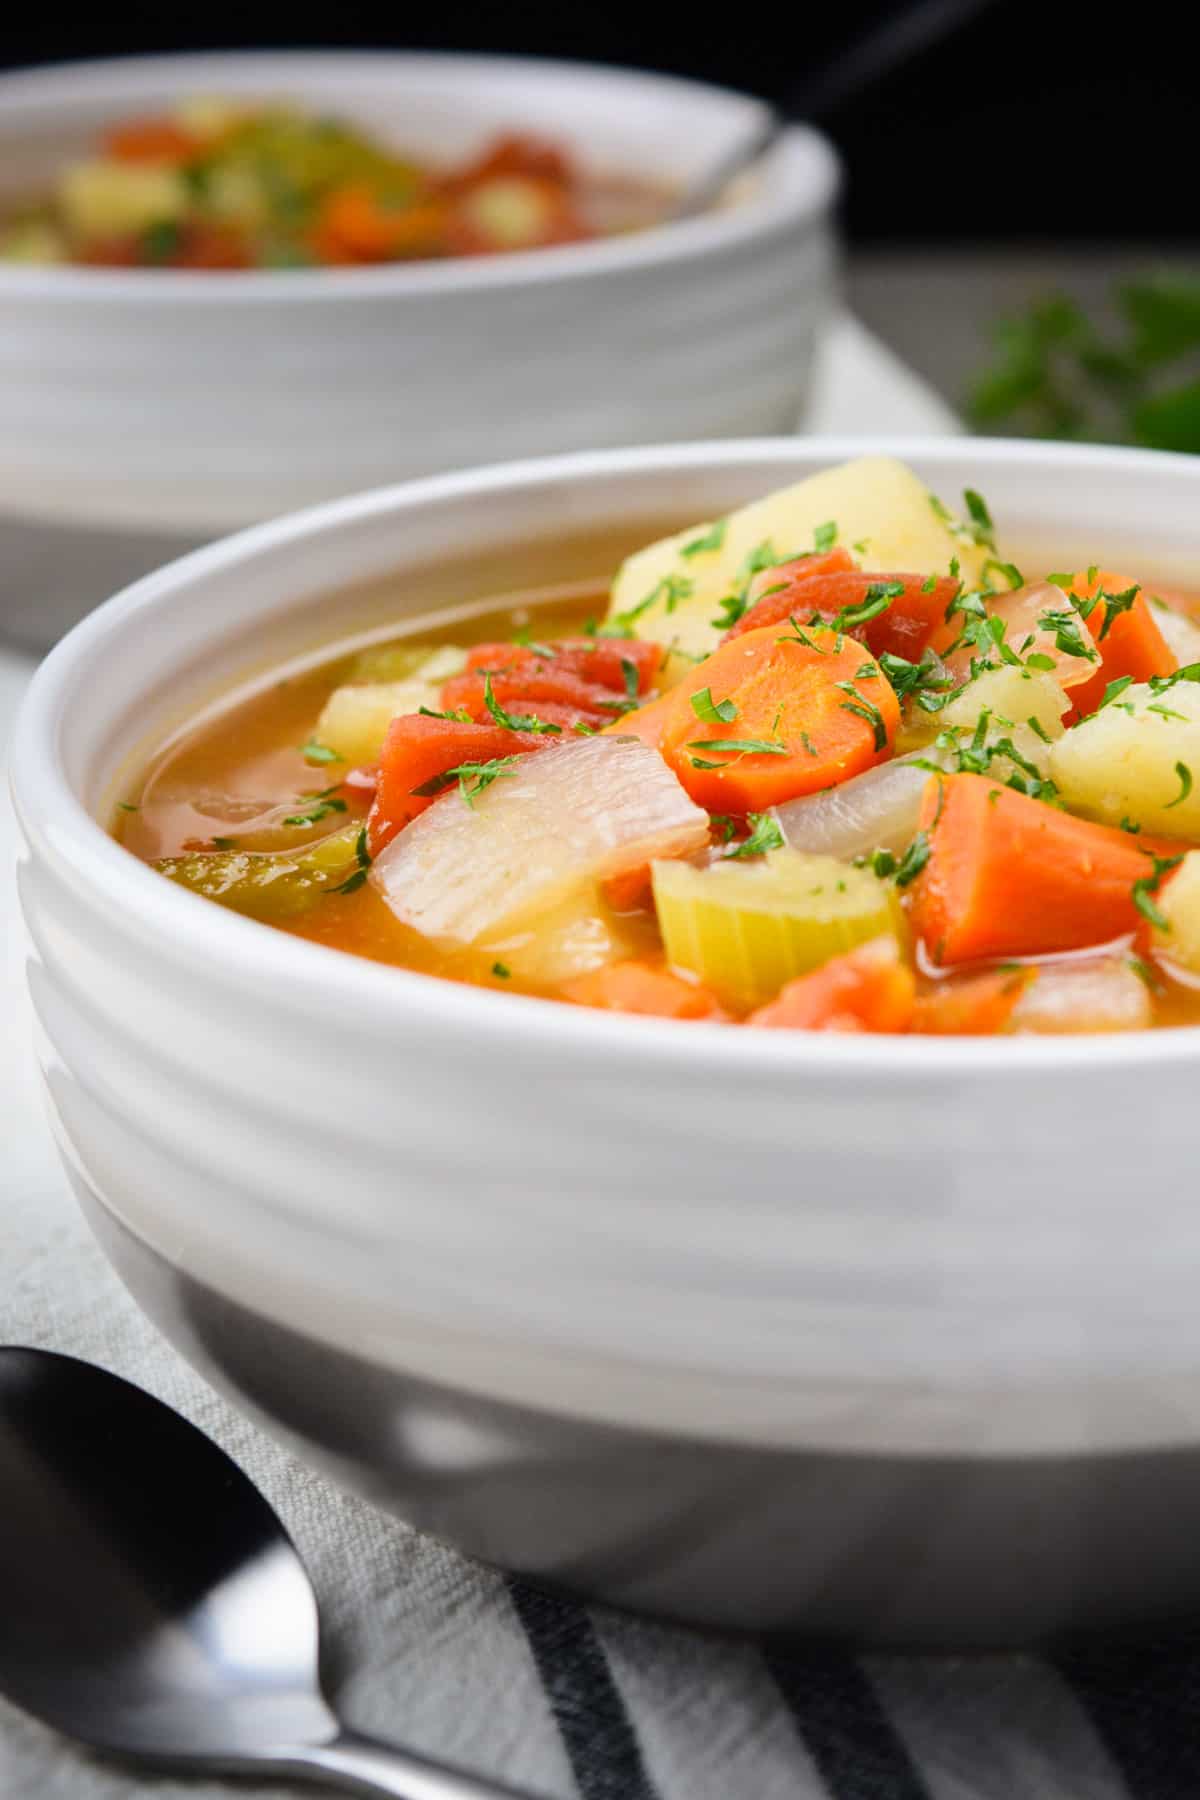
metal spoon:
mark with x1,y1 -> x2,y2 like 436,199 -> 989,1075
0,1346 -> 539,1799
670,0 -> 1002,220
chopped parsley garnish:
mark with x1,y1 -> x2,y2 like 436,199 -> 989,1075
613,573 -> 693,632
879,648 -> 953,709
690,687 -> 737,726
892,831 -> 932,887
709,813 -> 738,843
1132,852 -> 1185,931
115,800 -> 139,813
482,672 -> 561,735
418,704 -> 474,722
411,755 -> 521,806
1166,761 -> 1193,809
983,557 -> 1024,590
962,488 -> 996,548
835,682 -> 889,750
829,578 -> 905,633
686,737 -> 788,758
722,812 -> 785,859
211,836 -> 237,850
511,632 -> 556,657
283,791 -> 349,827
621,657 -> 640,702
1094,583 -> 1141,640
300,737 -> 342,766
1098,675 -> 1135,710
329,825 -> 372,896
1026,715 -> 1053,743
491,961 -> 511,979
680,520 -> 727,557
1037,606 -> 1098,662
813,520 -> 838,553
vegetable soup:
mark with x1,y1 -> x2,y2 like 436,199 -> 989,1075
1,100 -> 666,270
115,456 -> 1200,1034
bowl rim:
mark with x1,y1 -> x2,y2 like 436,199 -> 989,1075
13,432 -> 1200,1080
0,48 -> 838,303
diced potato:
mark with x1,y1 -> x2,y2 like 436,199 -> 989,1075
316,646 -> 467,764
204,164 -> 269,229
59,159 -> 189,240
939,666 -> 1070,741
1150,599 -> 1200,667
461,177 -> 556,248
1152,850 -> 1200,976
605,457 -> 995,661
652,849 -> 900,1011
480,887 -> 638,988
1048,678 -> 1200,835
1009,958 -> 1152,1034
350,642 -> 466,684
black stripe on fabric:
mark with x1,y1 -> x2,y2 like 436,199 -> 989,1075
508,1578 -> 658,1800
1055,1636 -> 1200,1800
763,1643 -> 933,1800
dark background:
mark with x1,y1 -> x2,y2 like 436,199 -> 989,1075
1,0 -> 1189,244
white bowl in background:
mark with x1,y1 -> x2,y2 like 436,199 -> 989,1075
0,51 -> 838,542
16,436 -> 1200,1645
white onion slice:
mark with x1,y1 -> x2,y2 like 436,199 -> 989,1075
774,756 -> 939,862
1009,957 -> 1151,1034
372,734 -> 708,944
943,581 -> 1096,688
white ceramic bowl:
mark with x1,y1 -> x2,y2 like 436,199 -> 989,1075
0,52 -> 838,539
14,437 -> 1200,1645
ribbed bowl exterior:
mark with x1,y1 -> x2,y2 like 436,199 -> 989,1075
0,53 -> 837,533
12,440 -> 1200,1478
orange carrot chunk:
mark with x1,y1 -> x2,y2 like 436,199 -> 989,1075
1061,567 -> 1178,718
659,623 -> 898,812
102,118 -> 199,164
440,666 -> 614,730
911,967 -> 1035,1035
909,774 -> 1153,964
367,715 -> 548,855
726,547 -> 856,639
733,567 -> 960,664
464,637 -> 663,694
748,938 -> 916,1032
564,961 -> 725,1020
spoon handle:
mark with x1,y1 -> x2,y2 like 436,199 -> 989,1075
284,1727 -> 541,1800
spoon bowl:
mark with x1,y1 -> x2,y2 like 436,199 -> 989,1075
0,1347 -> 534,1797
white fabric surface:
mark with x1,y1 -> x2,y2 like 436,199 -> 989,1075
2,321 -> 1132,1800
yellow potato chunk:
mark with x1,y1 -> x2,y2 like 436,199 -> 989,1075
1153,850 -> 1200,976
316,647 -> 467,765
59,160 -> 189,240
605,457 -> 995,661
1049,678 -> 1200,835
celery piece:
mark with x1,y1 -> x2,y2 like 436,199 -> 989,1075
154,824 -> 362,923
652,849 -> 900,1011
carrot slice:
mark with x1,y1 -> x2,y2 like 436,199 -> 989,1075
659,624 -> 899,812
732,567 -> 960,664
727,548 -> 856,638
464,638 -> 662,694
441,666 -> 615,730
909,774 -> 1154,964
564,960 -> 725,1020
102,118 -> 198,164
1061,567 -> 1177,718
367,715 -> 548,855
911,967 -> 1034,1035
748,938 -> 915,1032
